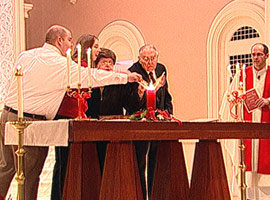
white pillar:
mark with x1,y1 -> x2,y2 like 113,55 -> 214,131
0,0 -> 32,107
14,0 -> 26,56
0,0 -> 15,106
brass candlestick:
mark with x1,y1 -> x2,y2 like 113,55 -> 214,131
239,138 -> 247,200
11,118 -> 31,200
237,85 -> 247,200
227,84 -> 247,200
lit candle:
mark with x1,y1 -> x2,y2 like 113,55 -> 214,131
66,48 -> 71,86
242,64 -> 246,92
236,62 -> 240,88
236,62 -> 240,75
146,81 -> 156,110
77,44 -> 82,86
87,48 -> 91,87
15,65 -> 23,119
227,64 -> 231,87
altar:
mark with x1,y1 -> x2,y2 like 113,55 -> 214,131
5,120 -> 270,200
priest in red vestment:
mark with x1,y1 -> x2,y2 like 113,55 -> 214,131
242,43 -> 270,199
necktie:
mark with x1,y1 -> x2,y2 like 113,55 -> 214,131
100,87 -> 104,101
149,72 -> 156,84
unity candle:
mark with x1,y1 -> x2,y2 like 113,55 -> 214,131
66,48 -> 71,86
146,82 -> 156,110
15,65 -> 23,119
87,48 -> 92,87
77,44 -> 82,86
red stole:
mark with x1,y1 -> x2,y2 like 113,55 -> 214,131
243,66 -> 270,173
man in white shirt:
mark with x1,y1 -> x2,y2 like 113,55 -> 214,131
0,25 -> 141,200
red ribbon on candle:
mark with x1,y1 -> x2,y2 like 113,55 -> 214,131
146,89 -> 156,110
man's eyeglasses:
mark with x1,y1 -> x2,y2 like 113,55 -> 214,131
140,55 -> 158,63
99,60 -> 114,66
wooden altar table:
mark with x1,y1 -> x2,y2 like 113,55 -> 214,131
63,120 -> 270,200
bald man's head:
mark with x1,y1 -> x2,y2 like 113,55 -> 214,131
45,25 -> 73,56
45,25 -> 71,44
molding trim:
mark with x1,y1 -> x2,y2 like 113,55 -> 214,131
98,20 -> 145,62
24,3 -> 33,18
207,0 -> 265,118
70,0 -> 77,5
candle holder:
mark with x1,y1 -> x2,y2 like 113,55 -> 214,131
227,88 -> 247,200
66,84 -> 91,119
10,118 -> 31,200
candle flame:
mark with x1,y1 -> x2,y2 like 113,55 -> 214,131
16,65 -> 22,71
66,48 -> 71,55
76,44 -> 81,51
15,65 -> 23,76
147,81 -> 155,90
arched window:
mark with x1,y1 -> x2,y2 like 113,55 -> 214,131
231,26 -> 260,41
228,26 -> 260,80
207,0 -> 264,118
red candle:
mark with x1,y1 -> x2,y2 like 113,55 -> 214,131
146,88 -> 156,110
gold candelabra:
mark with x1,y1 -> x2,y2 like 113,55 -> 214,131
238,85 -> 247,200
66,84 -> 91,119
11,117 -> 31,200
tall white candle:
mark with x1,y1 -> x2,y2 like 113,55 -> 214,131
15,65 -> 23,119
236,62 -> 240,74
87,48 -> 91,87
227,64 -> 231,88
236,62 -> 240,89
242,64 -> 246,93
66,48 -> 71,86
77,44 -> 82,86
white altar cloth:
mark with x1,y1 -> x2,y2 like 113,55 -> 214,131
5,119 -> 69,146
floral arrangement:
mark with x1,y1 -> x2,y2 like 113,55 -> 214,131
130,108 -> 182,124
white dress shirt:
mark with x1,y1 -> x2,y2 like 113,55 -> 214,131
4,43 -> 128,119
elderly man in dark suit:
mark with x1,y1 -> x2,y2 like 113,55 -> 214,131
129,44 -> 173,113
128,44 -> 173,199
